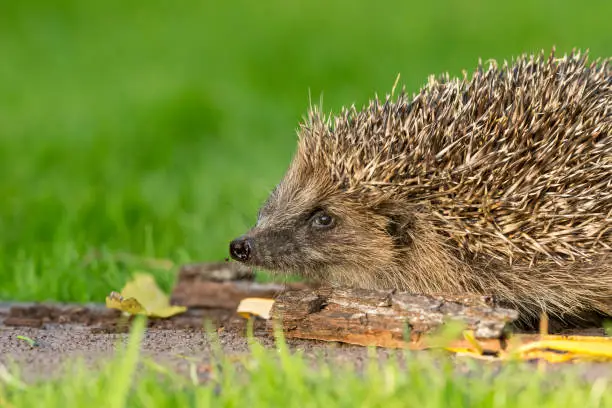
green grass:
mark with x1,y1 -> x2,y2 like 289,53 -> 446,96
1,318 -> 610,407
2,2 -> 611,403
1,0 -> 611,303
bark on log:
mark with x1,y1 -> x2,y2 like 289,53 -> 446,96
269,287 -> 519,350
170,261 -> 311,309
178,261 -> 255,282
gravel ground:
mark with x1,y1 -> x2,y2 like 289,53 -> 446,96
1,302 -> 611,384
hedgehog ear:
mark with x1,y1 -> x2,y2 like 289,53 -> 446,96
385,214 -> 414,247
378,202 -> 416,247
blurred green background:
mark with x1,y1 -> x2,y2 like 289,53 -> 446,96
1,0 -> 610,301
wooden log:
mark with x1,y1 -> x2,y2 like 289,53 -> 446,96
269,287 -> 519,350
178,261 -> 255,282
4,317 -> 43,328
170,261 -> 311,309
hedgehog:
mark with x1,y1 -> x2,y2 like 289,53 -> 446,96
229,48 -> 612,327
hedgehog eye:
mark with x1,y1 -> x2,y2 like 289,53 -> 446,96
311,211 -> 335,229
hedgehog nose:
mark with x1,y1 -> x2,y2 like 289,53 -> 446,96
229,236 -> 252,262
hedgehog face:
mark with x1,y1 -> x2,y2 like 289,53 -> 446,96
228,174 -> 402,281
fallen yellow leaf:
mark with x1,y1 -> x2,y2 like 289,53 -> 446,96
518,350 -> 577,364
236,298 -> 275,320
445,331 -> 612,364
105,291 -> 147,315
462,330 -> 484,355
515,338 -> 612,359
105,273 -> 187,318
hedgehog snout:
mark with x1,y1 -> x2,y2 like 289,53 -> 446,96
229,227 -> 304,269
229,236 -> 253,262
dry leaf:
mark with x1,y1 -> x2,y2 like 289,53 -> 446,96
105,291 -> 147,315
514,337 -> 612,361
449,331 -> 612,364
105,273 -> 187,318
236,298 -> 275,320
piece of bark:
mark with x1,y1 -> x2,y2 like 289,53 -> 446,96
4,317 -> 43,328
269,287 -> 519,350
1,303 -> 122,327
178,261 -> 255,282
171,262 -> 312,309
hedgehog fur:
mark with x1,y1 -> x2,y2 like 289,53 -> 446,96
229,48 -> 612,326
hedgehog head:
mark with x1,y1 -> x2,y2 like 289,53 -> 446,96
228,102 -> 451,288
